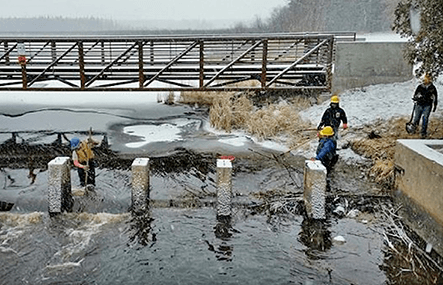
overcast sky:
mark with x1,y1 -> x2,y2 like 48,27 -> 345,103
1,0 -> 287,21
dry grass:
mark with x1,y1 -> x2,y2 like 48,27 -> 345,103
209,93 -> 235,132
179,90 -> 224,106
231,95 -> 254,127
351,116 -> 443,187
208,93 -> 314,143
179,80 -> 259,106
246,103 -> 312,140
182,86 -> 443,187
180,80 -> 315,142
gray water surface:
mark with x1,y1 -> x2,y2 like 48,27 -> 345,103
0,100 -> 411,284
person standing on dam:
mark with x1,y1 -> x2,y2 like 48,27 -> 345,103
70,134 -> 101,188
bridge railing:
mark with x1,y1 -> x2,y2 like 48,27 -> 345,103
0,34 -> 335,92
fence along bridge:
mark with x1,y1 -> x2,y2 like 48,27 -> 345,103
0,34 -> 337,92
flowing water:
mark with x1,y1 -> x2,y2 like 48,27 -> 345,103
0,99 -> 439,284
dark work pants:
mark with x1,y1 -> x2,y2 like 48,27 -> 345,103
77,160 -> 95,187
412,104 -> 432,136
320,154 -> 339,172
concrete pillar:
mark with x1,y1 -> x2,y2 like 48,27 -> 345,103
303,160 -> 327,220
48,157 -> 73,215
131,158 -> 150,213
216,159 -> 232,218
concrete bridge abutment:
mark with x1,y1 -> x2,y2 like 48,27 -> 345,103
394,139 -> 443,257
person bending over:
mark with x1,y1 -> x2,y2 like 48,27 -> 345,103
71,136 -> 100,187
312,126 -> 338,172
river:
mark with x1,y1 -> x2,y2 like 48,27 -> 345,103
0,91 -> 434,284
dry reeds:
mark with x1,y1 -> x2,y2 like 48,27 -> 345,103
208,93 -> 314,142
231,94 -> 253,128
209,93 -> 234,132
351,115 -> 443,187
246,104 -> 311,139
179,80 -> 259,106
369,159 -> 395,185
352,137 -> 397,160
180,82 -> 314,140
179,90 -> 222,106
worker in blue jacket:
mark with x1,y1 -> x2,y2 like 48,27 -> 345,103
312,126 -> 338,171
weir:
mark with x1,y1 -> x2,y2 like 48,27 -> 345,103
48,156 -> 152,214
46,156 -> 236,218
394,139 -> 443,257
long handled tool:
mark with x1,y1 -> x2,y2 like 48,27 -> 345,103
277,128 -> 318,157
406,104 -> 416,134
84,127 -> 93,187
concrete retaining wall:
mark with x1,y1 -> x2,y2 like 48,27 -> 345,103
332,42 -> 413,93
394,139 -> 443,256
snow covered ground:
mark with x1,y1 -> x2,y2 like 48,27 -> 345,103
0,32 -> 441,161
300,77 -> 443,129
297,75 -> 443,161
3,75 -> 440,161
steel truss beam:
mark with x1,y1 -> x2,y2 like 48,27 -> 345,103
0,34 -> 335,92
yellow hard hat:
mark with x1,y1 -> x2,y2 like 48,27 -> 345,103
319,126 -> 334,136
331,95 -> 340,103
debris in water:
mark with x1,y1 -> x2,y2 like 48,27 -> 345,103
0,201 -> 14,211
333,235 -> 346,244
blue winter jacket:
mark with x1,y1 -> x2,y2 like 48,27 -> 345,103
316,137 -> 336,161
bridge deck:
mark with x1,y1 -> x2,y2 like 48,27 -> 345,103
0,34 -> 336,92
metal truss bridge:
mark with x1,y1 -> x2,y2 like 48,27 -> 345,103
0,33 -> 340,92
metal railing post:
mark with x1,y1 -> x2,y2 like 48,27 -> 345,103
78,41 -> 86,89
261,39 -> 268,89
138,41 -> 144,88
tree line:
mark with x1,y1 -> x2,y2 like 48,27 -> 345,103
0,0 -> 398,34
0,0 -> 440,77
0,16 -> 121,33
251,0 -> 397,33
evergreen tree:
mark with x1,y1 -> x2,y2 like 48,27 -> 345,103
392,0 -> 443,78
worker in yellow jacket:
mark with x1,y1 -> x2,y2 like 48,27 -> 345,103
70,137 -> 100,187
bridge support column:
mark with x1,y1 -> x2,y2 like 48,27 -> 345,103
303,160 -> 327,220
131,158 -> 150,213
216,158 -> 233,218
48,157 -> 73,215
